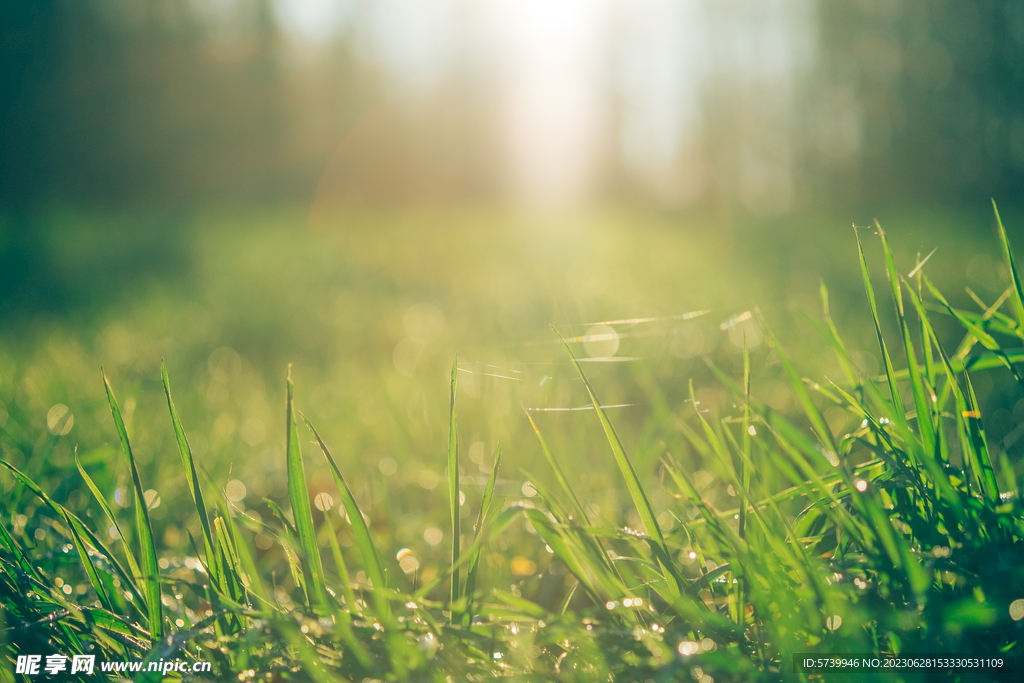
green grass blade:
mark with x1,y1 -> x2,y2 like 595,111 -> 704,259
0,512 -> 41,581
447,357 -> 461,614
856,233 -> 908,439
284,367 -> 328,613
554,328 -> 683,598
924,275 -> 1024,391
265,500 -> 308,604
758,316 -> 838,458
74,451 -> 142,584
524,411 -> 589,523
463,444 -> 502,625
1,458 -> 145,608
322,512 -> 358,613
877,223 -> 936,456
819,280 -> 858,383
62,509 -> 113,612
320,513 -> 373,668
212,498 -> 268,604
303,416 -> 388,611
160,362 -> 216,567
993,199 -> 1024,337
963,372 -> 999,502
102,370 -> 162,640
213,516 -> 243,603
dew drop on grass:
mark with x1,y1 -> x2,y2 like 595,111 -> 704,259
1010,599 -> 1024,621
826,615 -> 842,630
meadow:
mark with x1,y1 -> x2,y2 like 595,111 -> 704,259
0,203 -> 1022,682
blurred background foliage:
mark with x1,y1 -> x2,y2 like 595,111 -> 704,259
3,0 -> 1024,210
1,0 -> 1024,601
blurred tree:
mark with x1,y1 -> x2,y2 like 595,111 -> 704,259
1,0 -> 374,208
808,0 -> 1024,205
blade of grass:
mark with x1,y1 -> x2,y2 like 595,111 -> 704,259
320,512 -> 373,668
994,199 -> 1024,337
524,411 -> 589,524
74,451 -> 142,585
758,315 -> 838,459
820,281 -> 858,384
554,328 -> 683,598
214,498 -> 268,604
303,416 -> 388,615
62,509 -> 113,612
322,512 -> 358,613
447,357 -> 461,617
877,222 -> 936,456
963,371 -> 999,502
284,367 -> 328,613
1,459 -> 145,611
102,370 -> 162,641
160,362 -> 216,570
856,233 -> 911,458
463,444 -> 501,626
264,500 -> 307,604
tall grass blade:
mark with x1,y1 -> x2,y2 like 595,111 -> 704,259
877,222 -> 936,455
924,276 -> 1024,391
993,199 -> 1024,336
447,357 -> 461,615
524,411 -> 589,523
284,367 -> 328,613
74,451 -> 142,584
856,233 -> 908,444
963,372 -> 999,502
265,499 -> 307,603
756,310 -> 839,466
555,328 -> 683,598
463,444 -> 501,625
62,509 -> 113,612
102,371 -> 162,640
1,459 -> 144,609
303,417 -> 388,612
213,497 -> 268,603
320,513 -> 373,668
160,362 -> 216,567
322,512 -> 358,612
0,513 -> 41,581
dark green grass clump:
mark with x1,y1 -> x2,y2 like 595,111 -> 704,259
1,205 -> 1023,682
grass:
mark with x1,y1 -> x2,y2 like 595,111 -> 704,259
1,204 -> 1023,681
